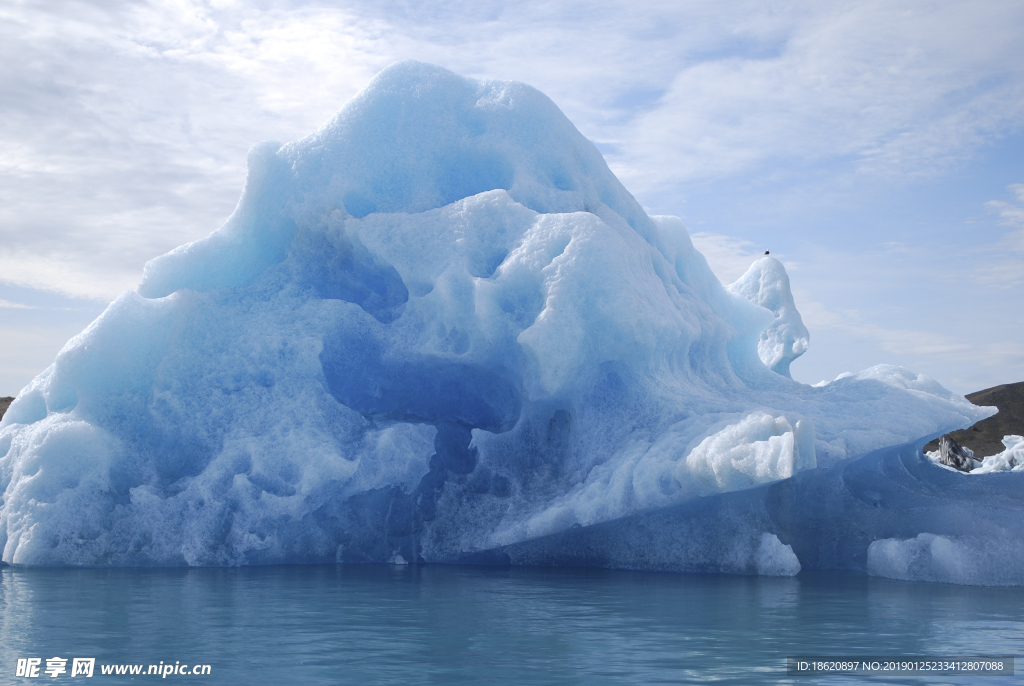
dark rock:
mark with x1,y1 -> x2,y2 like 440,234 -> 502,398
938,435 -> 976,472
0,397 -> 13,421
924,381 -> 1024,459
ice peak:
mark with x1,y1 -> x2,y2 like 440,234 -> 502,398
728,256 -> 810,378
139,61 -> 655,300
294,60 -> 653,231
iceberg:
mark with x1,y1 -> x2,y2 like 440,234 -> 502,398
0,62 -> 1001,575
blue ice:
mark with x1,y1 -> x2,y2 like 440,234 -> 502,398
0,63 -> 1004,582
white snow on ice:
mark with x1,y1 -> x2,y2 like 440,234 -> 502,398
973,435 -> 1024,473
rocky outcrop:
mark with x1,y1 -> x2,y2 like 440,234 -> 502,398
925,381 -> 1024,458
938,435 -> 977,472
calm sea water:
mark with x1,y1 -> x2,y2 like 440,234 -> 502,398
1,564 -> 1020,685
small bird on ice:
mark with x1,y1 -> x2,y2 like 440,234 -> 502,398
764,250 -> 769,255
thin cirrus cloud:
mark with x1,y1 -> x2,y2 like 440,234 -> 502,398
1,0 -> 1023,395
970,184 -> 1024,290
987,183 -> 1024,246
688,232 -> 769,286
0,1 -> 389,300
618,1 -> 1024,197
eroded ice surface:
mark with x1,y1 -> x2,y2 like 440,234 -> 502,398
728,257 -> 809,378
868,533 -> 1024,586
0,62 -> 994,571
479,439 -> 1024,585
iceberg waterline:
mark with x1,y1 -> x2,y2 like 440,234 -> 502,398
0,62 -> 1005,578
479,439 -> 1024,586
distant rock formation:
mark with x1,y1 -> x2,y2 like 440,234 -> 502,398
925,381 -> 1024,458
0,397 -> 13,421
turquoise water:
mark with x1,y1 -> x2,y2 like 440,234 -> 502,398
1,564 -> 1021,685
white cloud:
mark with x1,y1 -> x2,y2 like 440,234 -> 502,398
986,182 -> 1024,248
991,184 -> 1024,226
618,1 -> 1024,195
972,183 -> 1024,288
3,1 -> 1024,300
796,295 -> 951,358
0,325 -> 80,397
689,231 -> 764,285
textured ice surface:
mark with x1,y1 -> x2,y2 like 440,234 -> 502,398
755,533 -> 801,577
868,533 -> 1024,586
728,257 -> 809,378
678,411 -> 816,497
474,440 -> 1024,585
0,62 -> 996,570
974,435 -> 1024,473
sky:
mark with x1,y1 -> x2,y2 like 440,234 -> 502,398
1,0 -> 1023,396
